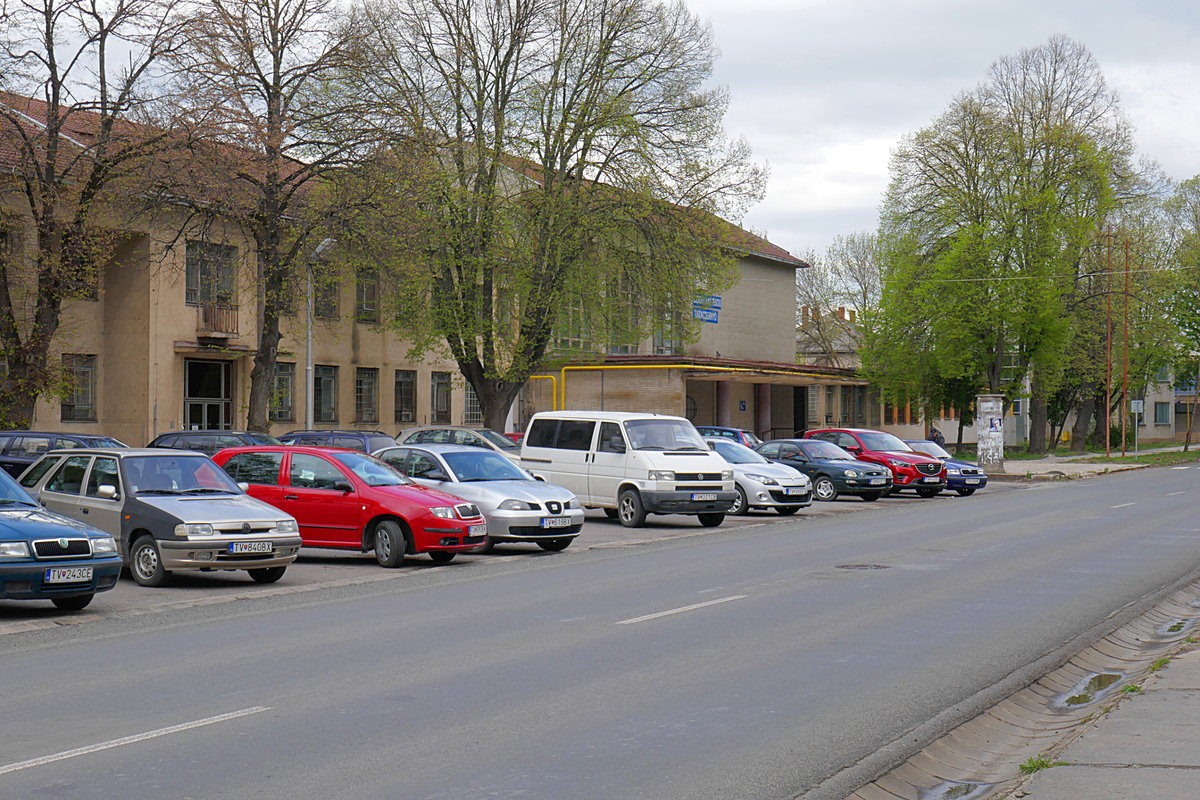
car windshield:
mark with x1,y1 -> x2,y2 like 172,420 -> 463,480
798,440 -> 857,460
708,439 -> 768,464
247,433 -> 283,445
740,431 -> 763,446
0,469 -> 39,506
332,452 -> 410,486
624,419 -> 708,451
906,440 -> 951,459
126,455 -> 242,495
858,431 -> 913,452
443,451 -> 529,482
475,429 -> 520,451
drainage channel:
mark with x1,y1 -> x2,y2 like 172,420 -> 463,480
844,578 -> 1200,800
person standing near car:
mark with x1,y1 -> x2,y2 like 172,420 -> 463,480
928,427 -> 945,448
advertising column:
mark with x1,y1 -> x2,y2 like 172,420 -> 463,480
976,393 -> 1005,473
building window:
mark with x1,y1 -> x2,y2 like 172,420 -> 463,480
1155,365 -> 1171,383
653,314 -> 683,355
355,274 -> 378,322
355,368 -> 379,423
61,354 -> 97,421
463,383 -> 483,426
270,362 -> 295,422
314,277 -> 338,319
394,370 -> 416,424
1155,401 -> 1171,425
185,240 -> 237,306
552,297 -> 592,354
314,365 -> 337,423
431,371 -> 451,424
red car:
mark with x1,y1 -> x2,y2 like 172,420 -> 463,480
803,428 -> 947,497
212,446 -> 486,566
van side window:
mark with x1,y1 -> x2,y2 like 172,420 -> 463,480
597,422 -> 625,453
525,419 -> 559,448
556,420 -> 595,451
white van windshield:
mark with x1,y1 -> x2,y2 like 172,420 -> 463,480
624,419 -> 708,452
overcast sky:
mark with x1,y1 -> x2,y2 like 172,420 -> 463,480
682,0 -> 1200,260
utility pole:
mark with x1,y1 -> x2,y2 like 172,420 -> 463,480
1104,229 -> 1112,458
1122,238 -> 1130,457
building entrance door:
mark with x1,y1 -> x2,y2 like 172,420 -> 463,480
184,359 -> 233,430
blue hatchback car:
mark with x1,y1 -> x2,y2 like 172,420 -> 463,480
904,439 -> 988,496
0,468 -> 122,610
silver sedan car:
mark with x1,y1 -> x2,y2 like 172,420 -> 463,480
373,444 -> 584,551
705,438 -> 812,515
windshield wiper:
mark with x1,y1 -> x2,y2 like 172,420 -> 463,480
135,489 -> 184,495
634,445 -> 668,451
0,498 -> 39,507
178,487 -> 235,494
671,446 -> 707,451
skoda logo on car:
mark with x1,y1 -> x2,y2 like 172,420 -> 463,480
58,537 -> 69,549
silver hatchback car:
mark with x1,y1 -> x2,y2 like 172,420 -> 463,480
705,438 -> 812,515
374,444 -> 584,551
19,449 -> 302,586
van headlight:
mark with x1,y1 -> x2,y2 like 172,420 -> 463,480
175,523 -> 215,537
0,541 -> 30,558
274,519 -> 299,533
647,470 -> 675,481
721,470 -> 734,481
91,536 -> 118,555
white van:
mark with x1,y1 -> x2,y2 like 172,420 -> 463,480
520,411 -> 736,528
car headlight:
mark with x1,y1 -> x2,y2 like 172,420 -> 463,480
946,468 -> 961,475
843,469 -> 860,478
175,523 -> 215,537
274,519 -> 299,533
887,459 -> 908,469
498,499 -> 533,511
91,536 -> 118,555
0,541 -> 30,558
430,506 -> 455,518
564,497 -> 578,509
720,469 -> 734,481
744,473 -> 778,485
647,470 -> 675,481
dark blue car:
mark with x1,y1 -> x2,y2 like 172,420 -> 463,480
0,468 -> 122,611
904,439 -> 988,496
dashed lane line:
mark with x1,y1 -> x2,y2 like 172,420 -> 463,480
617,594 -> 749,625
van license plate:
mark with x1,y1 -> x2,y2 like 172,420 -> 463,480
691,493 -> 717,501
229,541 -> 272,554
44,567 -> 92,583
541,517 -> 573,528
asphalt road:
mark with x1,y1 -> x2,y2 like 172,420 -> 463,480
2,469 -> 1200,800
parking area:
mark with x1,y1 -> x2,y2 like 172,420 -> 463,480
0,487 -> 1016,634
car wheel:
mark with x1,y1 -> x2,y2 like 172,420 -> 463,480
428,551 -> 455,563
537,538 -> 571,551
729,485 -> 749,515
129,536 -> 171,587
812,476 -> 838,501
776,505 -> 801,515
603,508 -> 619,520
51,594 -> 93,611
955,487 -> 977,496
373,520 -> 407,568
476,537 -> 497,553
248,566 -> 287,583
617,489 -> 647,528
697,513 -> 725,527
916,487 -> 941,498
860,491 -> 883,502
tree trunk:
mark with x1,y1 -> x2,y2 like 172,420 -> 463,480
1071,394 -> 1095,451
478,379 -> 524,433
246,244 -> 286,432
1089,390 -> 1107,449
1028,376 -> 1049,454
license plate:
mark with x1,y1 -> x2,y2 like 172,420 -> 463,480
691,493 -> 717,501
469,524 -> 487,536
921,476 -> 940,483
869,478 -> 886,485
965,478 -> 980,484
44,566 -> 92,584
229,541 -> 272,554
783,487 -> 806,496
541,516 -> 573,528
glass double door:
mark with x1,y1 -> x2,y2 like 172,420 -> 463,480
184,359 -> 232,430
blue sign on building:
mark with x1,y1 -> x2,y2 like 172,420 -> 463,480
692,295 -> 721,323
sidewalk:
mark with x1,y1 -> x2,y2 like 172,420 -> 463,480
1006,644 -> 1200,799
988,444 -> 1196,482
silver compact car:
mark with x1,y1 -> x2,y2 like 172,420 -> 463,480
374,443 -> 584,551
19,449 -> 302,586
705,438 -> 812,515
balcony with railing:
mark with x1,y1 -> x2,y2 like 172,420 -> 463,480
196,302 -> 239,338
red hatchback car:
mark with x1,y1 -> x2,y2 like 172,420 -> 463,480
212,446 -> 487,566
803,428 -> 947,497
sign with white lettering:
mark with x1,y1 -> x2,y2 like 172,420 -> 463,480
691,296 -> 721,323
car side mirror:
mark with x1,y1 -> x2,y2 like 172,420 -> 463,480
97,484 -> 119,500
845,445 -> 861,454
332,480 -> 353,493
425,470 -> 449,482
608,436 -> 626,453
237,482 -> 250,492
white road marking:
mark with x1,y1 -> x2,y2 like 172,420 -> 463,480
1171,466 -> 1191,470
1168,491 -> 1186,496
0,706 -> 270,776
617,594 -> 748,625
1111,502 -> 1136,509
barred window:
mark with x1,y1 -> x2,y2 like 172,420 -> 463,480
355,368 -> 379,423
61,354 -> 97,421
431,371 -> 451,424
314,365 -> 338,423
394,370 -> 416,424
270,363 -> 295,422
463,383 -> 483,426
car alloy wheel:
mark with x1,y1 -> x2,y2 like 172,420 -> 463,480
813,477 -> 838,501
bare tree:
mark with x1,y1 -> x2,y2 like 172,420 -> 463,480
0,0 -> 187,427
795,232 -> 881,368
349,0 -> 765,430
